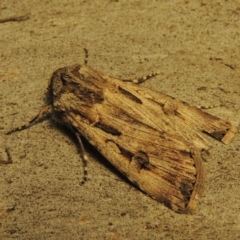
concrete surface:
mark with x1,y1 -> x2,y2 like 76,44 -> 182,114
0,0 -> 240,239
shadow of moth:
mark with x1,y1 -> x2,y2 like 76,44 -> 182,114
7,51 -> 237,213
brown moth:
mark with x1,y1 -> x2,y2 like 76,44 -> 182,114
7,51 -> 237,213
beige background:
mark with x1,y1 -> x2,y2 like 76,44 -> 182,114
1,0 -> 240,239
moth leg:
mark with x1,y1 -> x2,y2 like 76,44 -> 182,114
83,48 -> 89,65
6,105 -> 51,135
75,133 -> 88,185
122,72 -> 159,84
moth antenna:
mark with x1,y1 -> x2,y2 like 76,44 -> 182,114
122,72 -> 159,84
197,104 -> 220,109
83,48 -> 89,65
76,133 -> 89,185
6,105 -> 51,135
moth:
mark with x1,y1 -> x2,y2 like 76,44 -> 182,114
7,51 -> 237,213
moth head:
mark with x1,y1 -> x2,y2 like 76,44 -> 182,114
47,65 -> 81,105
47,64 -> 104,107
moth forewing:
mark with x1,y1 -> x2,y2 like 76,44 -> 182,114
7,63 -> 236,214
